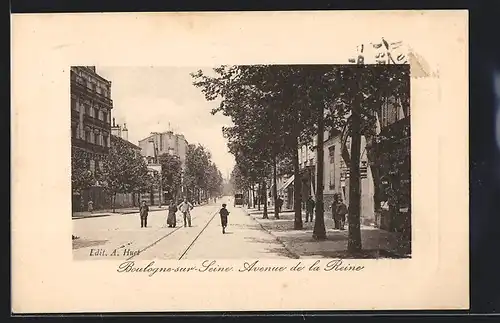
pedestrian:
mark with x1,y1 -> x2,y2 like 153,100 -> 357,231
277,196 -> 284,213
140,201 -> 149,228
305,195 -> 315,222
219,203 -> 230,234
88,200 -> 94,213
178,198 -> 194,227
331,193 -> 341,229
336,198 -> 348,230
166,200 -> 178,228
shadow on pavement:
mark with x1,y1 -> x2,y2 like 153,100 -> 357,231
243,236 -> 298,259
72,239 -> 108,250
300,249 -> 410,259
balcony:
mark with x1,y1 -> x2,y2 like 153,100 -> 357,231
70,73 -> 113,108
72,137 -> 109,155
84,114 -> 111,130
71,109 -> 80,121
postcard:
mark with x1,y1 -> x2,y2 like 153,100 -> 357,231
11,10 -> 468,313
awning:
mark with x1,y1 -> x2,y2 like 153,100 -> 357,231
278,175 -> 295,192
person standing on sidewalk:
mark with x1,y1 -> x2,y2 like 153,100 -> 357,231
166,200 -> 178,228
140,201 -> 149,228
305,196 -> 315,222
219,203 -> 230,234
178,198 -> 194,227
331,193 -> 341,229
277,196 -> 284,213
337,198 -> 348,230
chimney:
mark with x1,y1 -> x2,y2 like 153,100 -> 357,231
122,123 -> 128,141
111,120 -> 121,138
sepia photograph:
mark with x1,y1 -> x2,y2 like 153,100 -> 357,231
71,39 -> 424,261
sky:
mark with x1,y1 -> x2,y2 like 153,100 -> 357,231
96,66 -> 235,180
95,40 -> 439,181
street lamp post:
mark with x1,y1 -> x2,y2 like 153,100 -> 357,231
148,138 -> 163,207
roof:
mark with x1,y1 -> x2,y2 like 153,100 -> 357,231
111,134 -> 141,151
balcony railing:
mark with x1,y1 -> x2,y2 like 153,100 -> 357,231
70,73 -> 113,108
72,137 -> 109,155
83,114 -> 111,130
71,109 -> 80,120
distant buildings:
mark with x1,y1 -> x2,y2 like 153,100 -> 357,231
70,66 -> 113,211
138,131 -> 189,168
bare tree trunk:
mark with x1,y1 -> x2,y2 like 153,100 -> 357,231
257,182 -> 261,211
313,102 -> 326,240
262,180 -> 269,219
273,155 -> 279,219
348,95 -> 363,253
293,142 -> 303,230
251,184 -> 256,209
112,192 -> 116,213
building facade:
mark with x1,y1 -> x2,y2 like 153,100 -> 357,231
71,66 -> 113,211
138,131 -> 189,168
295,131 -> 375,225
138,131 -> 189,206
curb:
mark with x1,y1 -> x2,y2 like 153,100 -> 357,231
242,208 -> 301,259
72,214 -> 113,220
72,208 -> 167,219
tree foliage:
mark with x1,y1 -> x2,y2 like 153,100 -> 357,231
158,153 -> 182,200
184,143 -> 223,201
71,147 -> 96,194
98,136 -> 150,209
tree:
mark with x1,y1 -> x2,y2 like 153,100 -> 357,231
325,64 -> 410,252
99,136 -> 150,212
184,143 -> 221,203
191,65 -> 318,227
158,153 -> 182,202
71,147 -> 96,194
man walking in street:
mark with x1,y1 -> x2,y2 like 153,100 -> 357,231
305,195 -> 315,222
219,203 -> 230,234
178,198 -> 194,227
140,201 -> 149,228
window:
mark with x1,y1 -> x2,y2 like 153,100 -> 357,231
76,124 -> 80,139
95,133 -> 100,146
89,131 -> 94,144
94,108 -> 99,119
99,110 -> 104,121
103,134 -> 108,147
71,125 -> 76,138
85,105 -> 90,116
90,159 -> 95,173
71,98 -> 77,111
85,129 -> 91,142
103,112 -> 108,123
328,146 -> 336,189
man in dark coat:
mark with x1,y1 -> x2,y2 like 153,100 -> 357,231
305,196 -> 315,222
140,201 -> 149,228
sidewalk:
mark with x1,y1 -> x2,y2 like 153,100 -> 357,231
72,201 -> 213,219
244,207 -> 411,259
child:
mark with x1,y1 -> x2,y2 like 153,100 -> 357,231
219,203 -> 230,234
